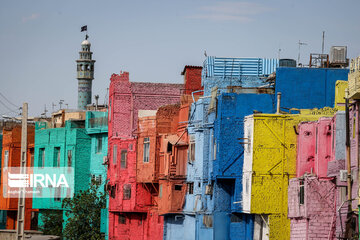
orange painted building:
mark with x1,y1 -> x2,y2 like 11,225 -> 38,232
0,123 -> 37,230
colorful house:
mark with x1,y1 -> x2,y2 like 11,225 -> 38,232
33,111 -> 108,235
85,111 -> 109,239
242,111 -> 335,240
107,71 -> 183,240
0,123 -> 36,230
288,112 -> 348,239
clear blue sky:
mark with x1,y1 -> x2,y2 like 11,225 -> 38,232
0,0 -> 359,117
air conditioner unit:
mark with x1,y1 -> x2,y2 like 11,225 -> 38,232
102,156 -> 108,165
205,184 -> 213,195
339,170 -> 348,182
329,46 -> 347,65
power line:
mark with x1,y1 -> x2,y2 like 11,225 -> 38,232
0,98 -> 19,114
0,92 -> 19,108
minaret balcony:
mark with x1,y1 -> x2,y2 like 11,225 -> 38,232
77,71 -> 94,79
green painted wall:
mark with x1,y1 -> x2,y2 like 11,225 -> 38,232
33,111 -> 109,239
85,111 -> 109,239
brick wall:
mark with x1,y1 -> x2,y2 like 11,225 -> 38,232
288,177 -> 336,239
109,71 -> 183,139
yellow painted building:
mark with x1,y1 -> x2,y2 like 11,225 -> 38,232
242,111 -> 334,240
334,80 -> 348,110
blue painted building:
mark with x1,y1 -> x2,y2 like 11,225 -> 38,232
184,56 -> 279,240
275,67 -> 349,110
185,57 -> 349,240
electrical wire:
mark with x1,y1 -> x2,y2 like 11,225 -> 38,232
0,92 -> 19,108
0,98 -> 19,113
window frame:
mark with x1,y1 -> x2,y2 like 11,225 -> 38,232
143,137 -> 150,163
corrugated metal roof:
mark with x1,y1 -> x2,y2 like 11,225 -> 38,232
202,56 -> 279,78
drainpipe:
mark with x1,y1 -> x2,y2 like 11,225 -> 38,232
276,92 -> 281,114
191,90 -> 204,103
344,89 -> 353,238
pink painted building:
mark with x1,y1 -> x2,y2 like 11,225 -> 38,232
107,71 -> 183,240
296,117 -> 333,178
289,113 -> 348,239
288,176 -> 336,239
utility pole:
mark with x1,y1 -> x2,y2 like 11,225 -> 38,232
298,40 -> 307,66
321,31 -> 325,54
16,102 -> 27,240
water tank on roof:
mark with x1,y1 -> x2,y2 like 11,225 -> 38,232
279,59 -> 297,67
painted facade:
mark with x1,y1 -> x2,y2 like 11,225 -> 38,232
243,113 -> 334,240
288,177 -> 336,239
33,112 -> 107,234
275,67 -> 349,110
33,119 -> 91,230
0,123 -> 36,230
107,71 -> 183,240
288,112 -> 347,239
85,111 -> 109,239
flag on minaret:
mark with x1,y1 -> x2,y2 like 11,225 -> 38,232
81,25 -> 87,32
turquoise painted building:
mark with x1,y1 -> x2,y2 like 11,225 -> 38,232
32,111 -> 108,238
85,111 -> 109,239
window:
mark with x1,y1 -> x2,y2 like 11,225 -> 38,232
143,137 -> 150,163
187,182 -> 194,194
53,147 -> 60,167
339,186 -> 347,205
203,215 -> 213,228
129,144 -> 133,151
299,180 -> 304,205
39,148 -> 45,168
230,214 -> 243,223
113,145 -> 117,165
123,184 -> 131,200
4,150 -> 9,168
174,185 -> 182,191
30,150 -> 34,167
96,137 -> 103,153
188,142 -> 195,163
67,150 -> 72,168
118,214 -> 126,224
159,184 -> 163,198
213,140 -> 217,160
54,188 -> 61,202
121,150 -> 127,169
167,142 -> 173,153
91,175 -> 102,185
110,185 -> 116,199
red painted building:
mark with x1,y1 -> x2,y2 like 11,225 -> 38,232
181,66 -> 203,95
0,123 -> 37,230
107,71 -> 183,240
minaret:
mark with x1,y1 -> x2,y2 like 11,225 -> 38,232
76,36 -> 95,110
